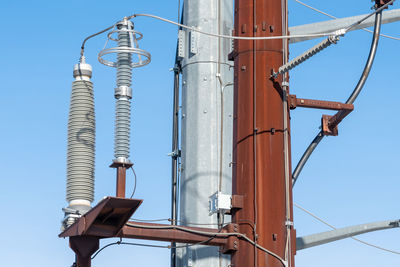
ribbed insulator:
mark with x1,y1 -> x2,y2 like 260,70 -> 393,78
114,97 -> 131,159
117,27 -> 132,87
67,80 -> 95,203
276,35 -> 340,76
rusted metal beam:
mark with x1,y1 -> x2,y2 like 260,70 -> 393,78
61,197 -> 239,266
289,95 -> 354,111
120,222 -> 239,254
110,162 -> 133,198
69,236 -> 99,267
324,108 -> 354,136
288,94 -> 354,137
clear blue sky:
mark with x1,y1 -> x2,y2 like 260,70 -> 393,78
0,0 -> 399,266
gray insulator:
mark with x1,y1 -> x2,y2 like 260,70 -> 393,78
276,35 -> 340,76
117,26 -> 132,87
114,97 -> 131,159
67,80 -> 95,202
114,23 -> 133,159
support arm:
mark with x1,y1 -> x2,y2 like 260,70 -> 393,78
296,219 -> 400,250
289,9 -> 400,43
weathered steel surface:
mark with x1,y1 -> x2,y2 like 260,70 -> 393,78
232,0 -> 295,266
59,197 -> 142,238
289,95 -> 354,111
121,222 -> 239,253
110,162 -> 133,198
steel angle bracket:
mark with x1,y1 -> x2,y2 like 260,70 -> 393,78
289,94 -> 354,136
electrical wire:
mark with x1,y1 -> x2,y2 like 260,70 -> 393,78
294,0 -> 400,41
125,222 -> 287,266
129,13 -> 338,40
129,167 -> 137,198
294,203 -> 400,255
80,25 -> 115,57
91,235 -> 220,262
292,10 -> 383,186
130,217 -> 230,226
345,0 -> 395,32
91,240 -> 169,260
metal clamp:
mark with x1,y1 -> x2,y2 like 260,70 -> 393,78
115,86 -> 132,99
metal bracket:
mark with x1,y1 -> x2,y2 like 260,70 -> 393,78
289,94 -> 354,136
375,0 -> 393,9
167,149 -> 181,159
322,115 -> 338,136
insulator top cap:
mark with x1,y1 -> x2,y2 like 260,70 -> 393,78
73,58 -> 92,79
117,18 -> 134,29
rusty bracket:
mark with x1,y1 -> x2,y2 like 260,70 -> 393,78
288,95 -> 354,111
375,0 -> 393,9
289,95 -> 354,136
120,222 -> 239,254
226,195 -> 244,215
61,197 -> 240,267
322,115 -> 339,136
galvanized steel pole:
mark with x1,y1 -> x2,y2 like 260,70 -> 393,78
232,0 -> 295,266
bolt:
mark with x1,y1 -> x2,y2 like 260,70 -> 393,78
272,233 -> 278,241
269,25 -> 275,33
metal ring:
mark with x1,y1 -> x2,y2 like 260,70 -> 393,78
107,29 -> 143,42
98,46 -> 151,68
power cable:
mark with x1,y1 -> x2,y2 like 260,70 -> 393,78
130,217 -> 229,226
129,13 -> 337,40
125,222 -> 287,266
79,1 -> 396,59
90,234 -> 220,262
292,10 -> 383,186
294,203 -> 400,255
129,167 -> 137,198
294,0 -> 400,41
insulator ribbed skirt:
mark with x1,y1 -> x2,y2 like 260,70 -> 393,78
117,28 -> 132,87
114,26 -> 132,159
67,80 -> 95,202
114,97 -> 131,158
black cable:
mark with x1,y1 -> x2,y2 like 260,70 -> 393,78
292,10 -> 383,187
130,167 -> 137,198
90,234 -> 220,261
80,25 -> 115,57
91,240 -> 169,260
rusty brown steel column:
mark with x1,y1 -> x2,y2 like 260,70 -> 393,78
232,0 -> 295,266
110,162 -> 133,198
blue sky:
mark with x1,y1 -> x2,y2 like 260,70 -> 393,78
0,0 -> 399,266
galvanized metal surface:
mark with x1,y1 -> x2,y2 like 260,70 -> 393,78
178,0 -> 234,266
296,220 -> 400,250
232,0 -> 295,266
289,8 -> 400,43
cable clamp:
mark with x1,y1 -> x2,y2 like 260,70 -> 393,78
285,220 -> 294,227
115,86 -> 132,99
167,149 -> 181,159
282,81 -> 289,87
334,29 -> 346,37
